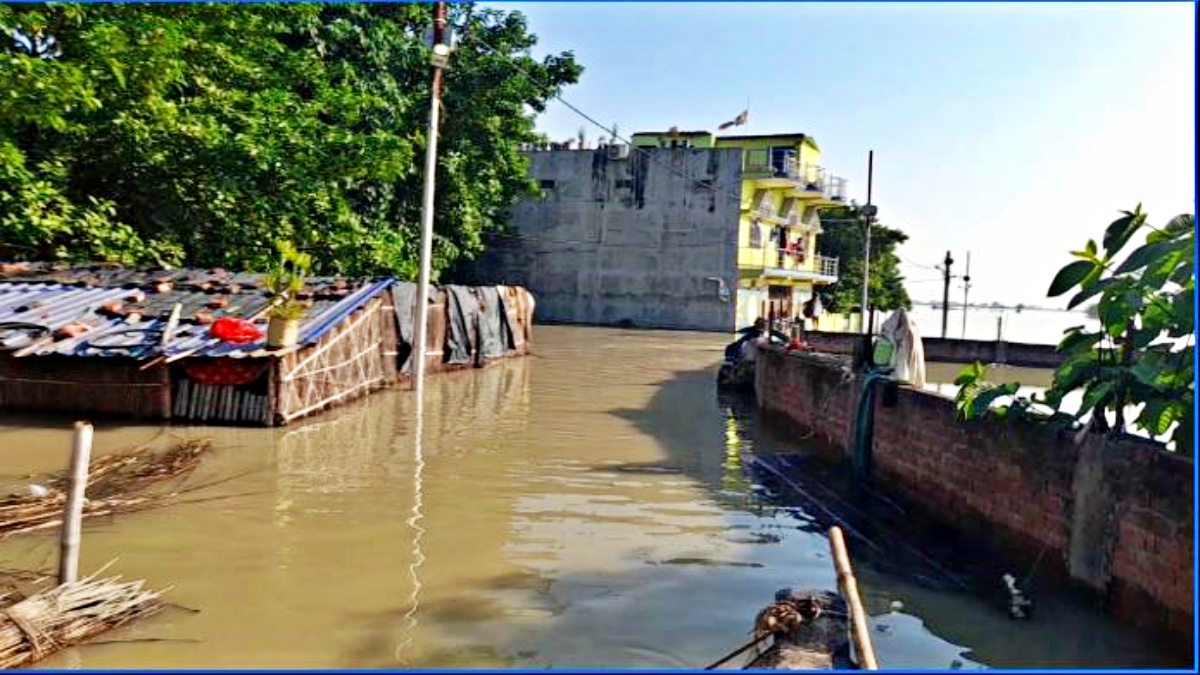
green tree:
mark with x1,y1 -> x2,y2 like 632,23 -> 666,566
0,3 -> 581,277
815,204 -> 912,313
955,207 -> 1194,455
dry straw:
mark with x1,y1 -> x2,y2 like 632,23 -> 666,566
0,438 -> 212,540
0,565 -> 164,668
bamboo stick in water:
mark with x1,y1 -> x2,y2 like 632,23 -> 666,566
829,526 -> 879,670
58,422 -> 93,585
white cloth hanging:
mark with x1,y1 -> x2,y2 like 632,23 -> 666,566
879,308 -> 926,388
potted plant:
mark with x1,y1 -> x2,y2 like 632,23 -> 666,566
264,241 -> 312,348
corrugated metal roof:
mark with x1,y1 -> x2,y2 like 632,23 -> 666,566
0,265 -> 393,360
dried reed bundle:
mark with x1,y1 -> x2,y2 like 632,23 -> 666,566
0,568 -> 164,668
0,438 -> 212,540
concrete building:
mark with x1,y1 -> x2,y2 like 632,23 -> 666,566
462,129 -> 848,332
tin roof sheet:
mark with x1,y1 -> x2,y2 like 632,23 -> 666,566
0,264 -> 392,359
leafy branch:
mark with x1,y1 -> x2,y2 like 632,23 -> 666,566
955,207 -> 1194,455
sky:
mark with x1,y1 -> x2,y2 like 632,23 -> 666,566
498,1 -> 1195,306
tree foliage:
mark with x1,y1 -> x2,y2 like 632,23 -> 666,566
0,3 -> 582,278
955,207 -> 1195,455
815,204 -> 912,313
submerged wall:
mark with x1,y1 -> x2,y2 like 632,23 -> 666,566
755,346 -> 1193,650
461,147 -> 741,332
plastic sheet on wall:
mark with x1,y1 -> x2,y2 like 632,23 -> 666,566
390,282 -> 416,373
444,285 -> 479,365
497,286 -> 524,350
391,282 -> 444,374
475,286 -> 510,360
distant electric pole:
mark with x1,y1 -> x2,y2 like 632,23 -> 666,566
960,251 -> 971,339
940,250 -> 954,339
859,151 -> 876,334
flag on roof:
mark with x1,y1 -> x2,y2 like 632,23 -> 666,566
718,110 -> 749,130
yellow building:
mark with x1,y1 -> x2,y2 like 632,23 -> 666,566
633,130 -> 846,329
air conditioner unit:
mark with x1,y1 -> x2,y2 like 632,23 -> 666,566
607,143 -> 631,161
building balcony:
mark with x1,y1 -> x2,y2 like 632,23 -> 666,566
736,249 -> 840,286
741,150 -> 847,204
817,254 -> 839,279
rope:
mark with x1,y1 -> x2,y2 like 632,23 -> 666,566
703,632 -> 772,670
0,322 -> 50,341
793,365 -> 855,440
1020,539 -> 1051,588
703,596 -> 825,670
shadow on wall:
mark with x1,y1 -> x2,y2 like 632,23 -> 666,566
604,365 -> 1184,668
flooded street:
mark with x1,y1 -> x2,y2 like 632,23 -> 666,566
0,326 -> 1175,669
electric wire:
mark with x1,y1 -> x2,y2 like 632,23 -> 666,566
458,30 -> 852,211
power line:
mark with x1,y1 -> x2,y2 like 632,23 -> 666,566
898,254 -> 941,271
459,30 -> 857,213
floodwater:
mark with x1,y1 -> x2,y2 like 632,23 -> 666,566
0,326 -> 1180,669
923,362 -> 1055,400
905,304 -> 1095,345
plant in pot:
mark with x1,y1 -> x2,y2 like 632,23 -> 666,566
264,241 -> 312,348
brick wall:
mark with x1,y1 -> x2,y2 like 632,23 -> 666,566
799,330 -> 1065,368
756,346 -> 1194,649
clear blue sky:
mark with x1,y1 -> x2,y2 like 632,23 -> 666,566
497,2 -> 1195,306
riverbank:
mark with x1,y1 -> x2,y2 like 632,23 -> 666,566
754,345 -> 1193,656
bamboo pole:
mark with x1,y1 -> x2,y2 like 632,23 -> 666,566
58,421 -> 94,585
829,526 -> 878,670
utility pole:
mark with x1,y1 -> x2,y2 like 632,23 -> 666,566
413,1 -> 449,395
940,250 -> 954,338
859,151 -> 876,334
961,251 -> 971,339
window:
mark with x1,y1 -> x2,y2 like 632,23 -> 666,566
770,147 -> 795,177
749,219 -> 762,248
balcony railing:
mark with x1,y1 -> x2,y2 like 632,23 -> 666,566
823,176 -> 847,202
817,255 -> 839,279
741,150 -> 847,202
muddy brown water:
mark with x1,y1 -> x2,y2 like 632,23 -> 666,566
0,326 -> 1179,668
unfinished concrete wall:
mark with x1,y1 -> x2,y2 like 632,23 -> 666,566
799,330 -> 1066,368
755,346 -> 1193,652
462,148 -> 742,332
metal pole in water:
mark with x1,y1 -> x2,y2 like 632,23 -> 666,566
413,0 -> 448,396
58,421 -> 93,585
